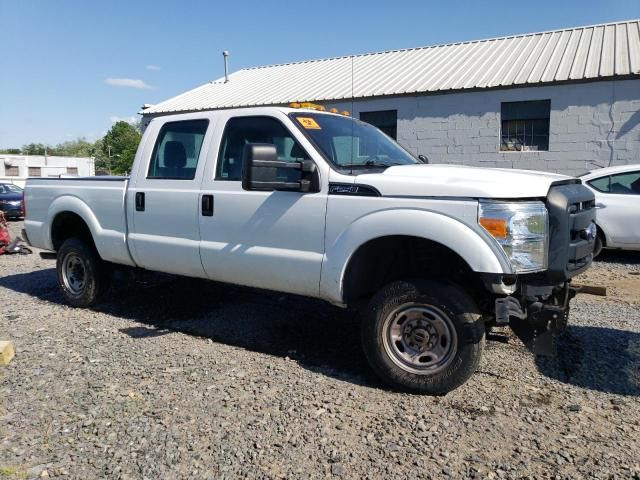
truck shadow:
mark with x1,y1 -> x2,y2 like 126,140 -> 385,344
594,250 -> 640,265
2,268 -> 638,395
535,326 -> 640,396
0,268 -> 376,388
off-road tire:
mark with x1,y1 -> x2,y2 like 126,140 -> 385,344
362,279 -> 484,395
56,237 -> 110,308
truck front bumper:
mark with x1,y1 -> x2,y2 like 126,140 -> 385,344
494,282 -> 578,355
487,181 -> 597,355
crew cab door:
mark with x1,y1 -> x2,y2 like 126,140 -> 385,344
198,113 -> 327,296
127,117 -> 212,277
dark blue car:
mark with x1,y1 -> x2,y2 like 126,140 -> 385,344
0,183 -> 23,219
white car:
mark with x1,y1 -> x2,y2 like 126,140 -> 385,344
581,165 -> 640,256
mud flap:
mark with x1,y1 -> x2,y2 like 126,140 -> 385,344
511,313 -> 562,356
510,283 -> 575,356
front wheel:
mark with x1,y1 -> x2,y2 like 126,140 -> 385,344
361,280 -> 484,395
56,237 -> 110,308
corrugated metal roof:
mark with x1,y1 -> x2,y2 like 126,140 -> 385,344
143,19 -> 640,115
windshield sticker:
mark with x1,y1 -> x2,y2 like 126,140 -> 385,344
296,117 -> 321,130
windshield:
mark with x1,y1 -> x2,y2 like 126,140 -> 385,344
290,113 -> 418,170
0,184 -> 22,194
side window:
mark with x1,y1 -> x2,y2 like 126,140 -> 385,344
588,176 -> 610,193
609,171 -> 640,195
148,119 -> 208,180
216,116 -> 308,181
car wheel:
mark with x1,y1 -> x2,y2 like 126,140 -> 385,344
56,237 -> 110,307
593,230 -> 604,258
361,279 -> 484,395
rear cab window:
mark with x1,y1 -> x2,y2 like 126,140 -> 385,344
148,120 -> 209,180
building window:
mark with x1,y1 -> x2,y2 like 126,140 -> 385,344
28,167 -> 42,177
500,100 -> 550,151
5,166 -> 19,176
360,110 -> 398,140
67,167 -> 78,175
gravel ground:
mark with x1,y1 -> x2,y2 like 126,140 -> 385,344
1,220 -> 639,479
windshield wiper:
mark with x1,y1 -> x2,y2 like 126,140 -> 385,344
341,161 -> 402,169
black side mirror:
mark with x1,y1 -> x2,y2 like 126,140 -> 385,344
241,143 -> 317,192
418,154 -> 429,164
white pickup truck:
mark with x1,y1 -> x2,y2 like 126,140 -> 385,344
23,106 -> 597,394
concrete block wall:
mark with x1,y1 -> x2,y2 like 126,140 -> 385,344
328,78 -> 640,176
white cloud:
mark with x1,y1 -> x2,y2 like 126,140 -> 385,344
110,115 -> 138,125
104,77 -> 151,89
145,65 -> 161,71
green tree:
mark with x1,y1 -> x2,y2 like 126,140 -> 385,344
100,121 -> 142,175
21,143 -> 48,155
54,138 -> 96,157
0,148 -> 21,154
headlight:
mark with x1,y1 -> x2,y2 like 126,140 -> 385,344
478,201 -> 549,273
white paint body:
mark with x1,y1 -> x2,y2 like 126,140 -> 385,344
582,164 -> 640,251
25,107 -> 571,305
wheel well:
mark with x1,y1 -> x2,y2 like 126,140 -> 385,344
342,235 -> 486,308
51,212 -> 95,251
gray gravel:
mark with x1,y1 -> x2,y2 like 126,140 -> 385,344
1,220 -> 639,479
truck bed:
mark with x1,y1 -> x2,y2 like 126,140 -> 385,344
24,177 -> 136,266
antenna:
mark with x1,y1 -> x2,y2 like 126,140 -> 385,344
222,50 -> 230,82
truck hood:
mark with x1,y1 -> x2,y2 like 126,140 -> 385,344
356,164 -> 574,198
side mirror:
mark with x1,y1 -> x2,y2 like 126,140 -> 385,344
241,143 -> 317,192
418,154 -> 429,164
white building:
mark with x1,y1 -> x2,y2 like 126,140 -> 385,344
141,19 -> 640,176
0,155 -> 95,188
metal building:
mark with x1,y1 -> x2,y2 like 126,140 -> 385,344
142,19 -> 640,175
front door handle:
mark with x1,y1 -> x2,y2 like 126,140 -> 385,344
595,202 -> 606,209
202,194 -> 214,216
135,192 -> 145,212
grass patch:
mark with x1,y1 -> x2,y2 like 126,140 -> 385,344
0,466 -> 27,479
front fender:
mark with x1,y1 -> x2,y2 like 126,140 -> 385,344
319,208 -> 512,305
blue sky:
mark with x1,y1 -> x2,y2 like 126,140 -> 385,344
1,0 -> 639,148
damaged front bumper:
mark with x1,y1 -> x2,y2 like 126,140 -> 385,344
495,282 -> 578,355
486,181 -> 597,355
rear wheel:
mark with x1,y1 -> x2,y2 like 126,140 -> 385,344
56,237 -> 110,307
361,280 -> 484,394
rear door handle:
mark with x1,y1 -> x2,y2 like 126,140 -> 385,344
202,194 -> 214,216
135,192 -> 145,212
595,202 -> 606,209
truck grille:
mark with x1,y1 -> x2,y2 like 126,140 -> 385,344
545,182 -> 596,283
